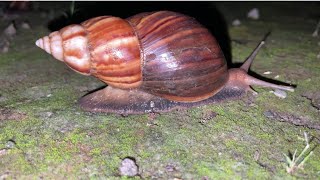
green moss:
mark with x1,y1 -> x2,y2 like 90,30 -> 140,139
64,130 -> 86,145
194,160 -> 240,179
45,145 -> 70,163
0,2 -> 320,178
255,132 -> 273,141
246,166 -> 270,179
12,152 -> 35,173
103,156 -> 122,175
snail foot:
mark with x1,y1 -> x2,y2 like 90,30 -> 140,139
79,86 -> 182,115
78,85 -> 247,115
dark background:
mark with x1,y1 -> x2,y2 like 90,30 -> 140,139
47,2 -> 232,66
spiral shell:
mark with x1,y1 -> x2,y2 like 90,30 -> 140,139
127,11 -> 228,102
36,11 -> 228,102
36,16 -> 142,89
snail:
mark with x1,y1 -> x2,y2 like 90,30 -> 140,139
35,11 -> 294,115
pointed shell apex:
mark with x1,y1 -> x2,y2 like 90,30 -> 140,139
35,38 -> 43,48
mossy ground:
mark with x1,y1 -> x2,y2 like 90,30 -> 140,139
0,2 -> 319,179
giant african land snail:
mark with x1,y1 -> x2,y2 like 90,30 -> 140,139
36,11 -> 294,114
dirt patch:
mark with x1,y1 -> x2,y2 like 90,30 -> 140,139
199,110 -> 218,125
301,91 -> 320,110
0,149 -> 8,156
264,110 -> 320,130
0,107 -> 26,121
283,67 -> 312,81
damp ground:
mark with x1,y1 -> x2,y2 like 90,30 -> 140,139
0,2 -> 319,179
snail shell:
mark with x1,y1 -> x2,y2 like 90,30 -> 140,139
36,11 -> 227,102
36,11 -> 294,114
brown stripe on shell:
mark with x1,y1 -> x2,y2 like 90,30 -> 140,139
143,62 -> 227,91
143,47 -> 224,81
64,48 -> 86,60
43,36 -> 51,54
126,12 -> 154,27
90,36 -> 140,70
143,28 -> 219,67
161,75 -> 228,102
59,25 -> 91,75
81,16 -> 111,28
82,16 -> 142,89
138,15 -> 183,39
143,63 -> 227,94
144,26 -> 207,50
143,19 -> 202,48
127,11 -> 228,102
143,55 -> 224,81
82,16 -> 118,32
48,34 -> 53,56
61,30 -> 87,42
103,81 -> 143,90
92,59 -> 141,77
142,63 -> 228,102
48,31 -> 64,61
135,11 -> 170,29
90,33 -> 137,57
87,20 -> 132,46
96,73 -> 142,84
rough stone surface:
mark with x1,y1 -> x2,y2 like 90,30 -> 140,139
119,158 -> 139,177
232,19 -> 241,26
0,2 -> 319,179
273,89 -> 287,99
247,8 -> 260,20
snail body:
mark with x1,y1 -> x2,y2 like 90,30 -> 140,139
36,11 -> 294,114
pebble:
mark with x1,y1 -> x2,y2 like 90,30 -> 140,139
21,22 -> 31,30
0,94 -> 7,102
263,110 -> 274,118
263,71 -> 272,75
0,149 -> 8,156
5,140 -> 16,149
273,89 -> 287,99
312,20 -> 319,37
4,23 -> 16,37
0,36 -> 10,53
0,23 -> 17,53
232,19 -> 241,26
313,30 -> 318,37
119,158 -> 139,177
247,8 -> 260,20
44,111 -> 54,118
165,164 -> 176,172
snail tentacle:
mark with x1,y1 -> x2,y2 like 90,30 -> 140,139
240,40 -> 265,72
